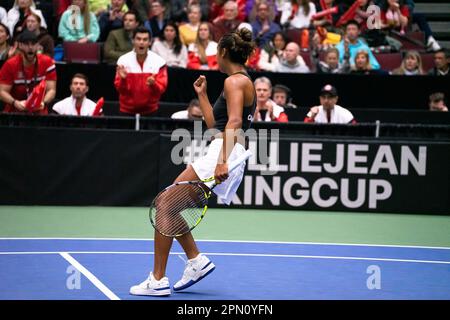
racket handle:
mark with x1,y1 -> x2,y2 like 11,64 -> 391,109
228,149 -> 253,173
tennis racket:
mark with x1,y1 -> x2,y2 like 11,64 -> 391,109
149,149 -> 253,237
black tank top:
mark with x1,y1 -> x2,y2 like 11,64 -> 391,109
213,71 -> 256,132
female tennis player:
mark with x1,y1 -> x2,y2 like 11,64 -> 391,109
130,27 -> 256,296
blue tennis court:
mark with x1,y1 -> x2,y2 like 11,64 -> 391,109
1,238 -> 449,300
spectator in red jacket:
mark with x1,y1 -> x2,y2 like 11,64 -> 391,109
114,26 -> 168,116
0,30 -> 56,115
187,22 -> 218,70
253,76 -> 289,122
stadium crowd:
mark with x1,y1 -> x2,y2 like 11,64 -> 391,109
0,0 -> 449,121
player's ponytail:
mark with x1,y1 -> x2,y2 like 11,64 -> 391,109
218,28 -> 256,65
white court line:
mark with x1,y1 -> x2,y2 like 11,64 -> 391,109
0,237 -> 449,250
59,252 -> 120,301
0,251 -> 449,265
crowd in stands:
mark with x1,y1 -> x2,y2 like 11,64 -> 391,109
0,0 -> 449,120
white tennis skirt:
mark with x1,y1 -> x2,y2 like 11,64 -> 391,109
190,138 -> 246,205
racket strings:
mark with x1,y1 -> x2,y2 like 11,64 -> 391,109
151,183 -> 209,236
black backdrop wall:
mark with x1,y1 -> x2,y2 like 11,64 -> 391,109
0,125 -> 448,215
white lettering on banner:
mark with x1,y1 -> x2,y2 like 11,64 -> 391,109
369,180 -> 392,209
311,178 -> 338,208
255,176 -> 281,206
244,142 -> 426,176
400,146 -> 427,175
267,142 -> 288,174
236,176 -> 392,209
290,143 -> 299,172
233,176 -> 394,209
244,175 -> 253,205
348,144 -> 369,174
171,139 -> 428,209
341,179 -> 366,209
301,143 -> 323,173
283,177 -> 309,206
370,145 -> 398,175
323,144 -> 344,173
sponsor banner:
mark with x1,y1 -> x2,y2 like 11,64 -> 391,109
160,135 -> 450,214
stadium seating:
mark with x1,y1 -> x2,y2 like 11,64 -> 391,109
374,53 -> 403,71
63,42 -> 102,64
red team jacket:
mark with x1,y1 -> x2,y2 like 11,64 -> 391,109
114,50 -> 168,115
0,53 -> 57,115
186,42 -> 219,70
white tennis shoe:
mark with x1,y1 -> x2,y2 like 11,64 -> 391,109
129,272 -> 171,296
173,254 -> 215,291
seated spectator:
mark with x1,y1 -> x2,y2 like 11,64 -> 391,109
0,7 -> 7,26
280,0 -> 316,30
353,0 -> 374,31
98,0 -> 129,41
350,49 -> 388,75
312,0 -> 345,29
392,50 -> 424,75
404,0 -> 441,51
187,22 -> 218,70
171,98 -> 204,120
6,0 -> 47,37
246,0 -> 279,23
114,26 -> 168,116
427,49 -> 449,77
304,84 -> 356,124
89,0 -> 128,16
151,22 -> 188,68
258,31 -> 288,72
22,13 -> 54,57
428,92 -> 448,112
0,30 -> 56,115
212,1 -> 240,42
169,0 -> 209,23
130,0 -> 150,25
103,10 -> 139,64
178,4 -> 202,46
380,0 -> 409,35
250,0 -> 281,47
274,42 -> 310,73
0,23 -> 14,67
253,76 -> 289,122
272,84 -> 298,109
144,0 -> 167,40
58,0 -> 100,43
313,46 -> 350,74
52,73 -> 101,116
210,0 -> 246,23
335,20 -> 380,70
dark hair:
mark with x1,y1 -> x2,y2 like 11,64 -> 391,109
0,23 -> 11,45
72,73 -> 89,86
273,84 -> 291,96
272,31 -> 289,44
123,10 -> 138,22
16,29 -> 38,44
345,19 -> 360,30
133,26 -> 152,39
218,27 -> 256,65
159,21 -> 183,55
188,98 -> 200,108
429,92 -> 445,103
435,49 -> 450,59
